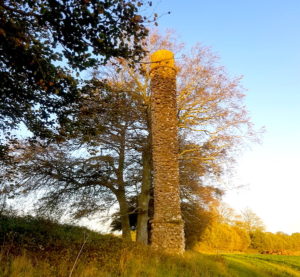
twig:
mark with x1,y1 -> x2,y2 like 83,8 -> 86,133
69,232 -> 89,277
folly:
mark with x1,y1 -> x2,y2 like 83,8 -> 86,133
150,50 -> 185,254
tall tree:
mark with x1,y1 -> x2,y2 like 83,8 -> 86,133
2,83 -> 146,240
0,0 -> 151,157
2,31 -> 258,246
100,31 -> 257,244
236,208 -> 266,233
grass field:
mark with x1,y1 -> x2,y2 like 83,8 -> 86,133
0,215 -> 299,276
223,254 -> 300,277
2,250 -> 300,276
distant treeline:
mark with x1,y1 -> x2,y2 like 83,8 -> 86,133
196,221 -> 300,254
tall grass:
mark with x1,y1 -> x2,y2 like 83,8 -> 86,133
0,250 -> 230,277
0,214 -> 299,277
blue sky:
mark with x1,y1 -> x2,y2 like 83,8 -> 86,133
154,0 -> 300,233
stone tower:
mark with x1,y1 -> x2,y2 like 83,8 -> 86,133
150,50 -> 185,254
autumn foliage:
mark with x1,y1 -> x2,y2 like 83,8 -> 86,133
2,31 -> 260,251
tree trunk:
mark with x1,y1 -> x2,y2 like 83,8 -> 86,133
115,124 -> 132,241
136,141 -> 152,244
116,189 -> 132,241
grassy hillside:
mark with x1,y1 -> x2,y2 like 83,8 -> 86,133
0,214 -> 299,277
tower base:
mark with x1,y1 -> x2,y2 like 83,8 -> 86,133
151,220 -> 185,254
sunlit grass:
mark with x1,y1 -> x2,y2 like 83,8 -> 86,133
223,254 -> 300,277
1,250 -> 300,276
1,215 -> 300,276
0,250 -> 230,277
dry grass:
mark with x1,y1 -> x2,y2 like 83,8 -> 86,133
1,215 -> 300,277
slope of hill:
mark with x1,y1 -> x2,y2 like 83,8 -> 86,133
0,214 -> 299,276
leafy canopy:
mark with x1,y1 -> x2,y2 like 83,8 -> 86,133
0,0 -> 150,154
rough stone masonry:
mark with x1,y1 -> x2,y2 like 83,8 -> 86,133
150,49 -> 185,254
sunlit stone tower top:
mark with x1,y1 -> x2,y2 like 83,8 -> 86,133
150,49 -> 175,72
